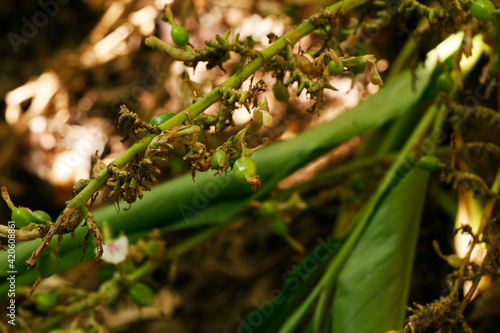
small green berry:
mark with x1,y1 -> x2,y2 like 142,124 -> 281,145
273,81 -> 290,102
36,246 -> 59,279
149,112 -> 176,125
171,25 -> 189,47
471,0 -> 495,22
210,149 -> 229,170
233,157 -> 257,183
328,60 -> 344,75
36,293 -> 58,313
11,207 -> 34,228
129,282 -> 154,306
435,72 -> 454,93
32,210 -> 52,224
418,155 -> 444,171
2,186 -> 35,227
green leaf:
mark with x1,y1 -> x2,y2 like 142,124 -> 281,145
0,57 -> 435,300
330,168 -> 430,333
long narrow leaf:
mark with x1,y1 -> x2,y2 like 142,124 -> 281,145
330,168 -> 430,333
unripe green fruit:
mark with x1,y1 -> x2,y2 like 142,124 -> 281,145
418,155 -> 443,171
11,207 -> 34,228
32,210 -> 52,224
210,149 -> 229,170
149,112 -> 176,125
328,60 -> 344,75
36,293 -> 58,313
436,72 -> 454,93
471,0 -> 495,21
233,157 -> 257,183
171,25 -> 189,47
129,282 -> 154,306
48,330 -> 66,333
273,81 -> 290,102
36,246 -> 59,278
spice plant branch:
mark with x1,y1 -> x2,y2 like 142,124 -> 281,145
0,0 -> 490,300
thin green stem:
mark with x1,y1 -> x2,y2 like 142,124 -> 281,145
39,260 -> 156,331
126,261 -> 155,282
64,0 -> 368,211
162,4 -> 177,27
386,37 -> 418,82
144,36 -> 193,60
287,146 -> 449,194
313,282 -> 334,332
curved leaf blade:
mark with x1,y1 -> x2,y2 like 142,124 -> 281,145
330,168 -> 430,333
